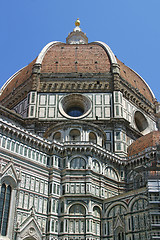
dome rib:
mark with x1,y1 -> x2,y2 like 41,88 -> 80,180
0,66 -> 26,96
128,67 -> 155,100
92,41 -> 117,64
35,41 -> 62,65
0,58 -> 36,103
117,58 -> 155,103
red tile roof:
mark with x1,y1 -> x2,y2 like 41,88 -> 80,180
128,131 -> 160,157
41,43 -> 111,73
0,58 -> 36,102
117,58 -> 154,104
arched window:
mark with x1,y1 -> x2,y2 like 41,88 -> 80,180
0,184 -> 6,229
68,204 -> 86,235
93,206 -> 101,218
70,157 -> 86,169
69,129 -> 81,141
134,111 -> 148,133
61,201 -> 64,213
0,184 -> 12,236
109,205 -> 126,218
60,221 -> 64,232
105,167 -> 118,181
134,174 -> 144,188
105,205 -> 126,238
89,132 -> 97,144
51,220 -> 54,231
116,229 -> 124,240
92,160 -> 100,173
92,206 -> 101,236
69,204 -> 86,215
53,132 -> 61,142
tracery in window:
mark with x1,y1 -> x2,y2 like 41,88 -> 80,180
134,174 -> 144,188
93,206 -> 101,218
108,205 -> 126,218
92,159 -> 100,173
68,204 -> 86,235
105,167 -> 118,181
70,157 -> 86,169
131,198 -> 148,234
69,204 -> 86,215
131,198 -> 148,212
92,206 -> 101,236
105,204 -> 126,239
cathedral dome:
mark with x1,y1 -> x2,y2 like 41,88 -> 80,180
0,22 -> 155,106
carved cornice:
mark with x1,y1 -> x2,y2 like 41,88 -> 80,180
38,73 -> 113,93
39,80 -> 111,93
0,115 -> 159,168
0,105 -> 25,125
1,77 -> 33,109
119,77 -> 155,114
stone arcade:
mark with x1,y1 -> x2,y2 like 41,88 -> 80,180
0,19 -> 160,240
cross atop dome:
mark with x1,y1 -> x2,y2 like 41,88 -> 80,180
66,18 -> 88,44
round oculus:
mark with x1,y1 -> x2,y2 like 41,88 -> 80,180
59,94 -> 92,119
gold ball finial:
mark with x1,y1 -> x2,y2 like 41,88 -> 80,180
75,18 -> 80,27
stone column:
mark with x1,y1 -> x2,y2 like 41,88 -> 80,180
7,188 -> 17,239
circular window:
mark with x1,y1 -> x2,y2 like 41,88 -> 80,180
67,107 -> 84,117
134,111 -> 148,132
59,94 -> 92,119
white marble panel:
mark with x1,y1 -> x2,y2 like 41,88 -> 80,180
43,199 -> 47,214
34,196 -> 38,211
25,176 -> 30,189
48,107 -> 55,118
48,95 -> 55,105
19,192 -> 23,208
104,107 -> 110,117
40,95 -> 47,105
95,107 -> 102,118
24,194 -> 29,209
35,180 -> 40,192
40,181 -> 44,194
21,174 -> 25,188
44,183 -> 48,195
39,198 -> 43,213
104,94 -> 110,105
29,195 -> 34,209
95,94 -> 102,105
30,177 -> 35,191
39,107 -> 46,118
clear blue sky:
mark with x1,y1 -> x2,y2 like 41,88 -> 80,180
1,0 -> 160,101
